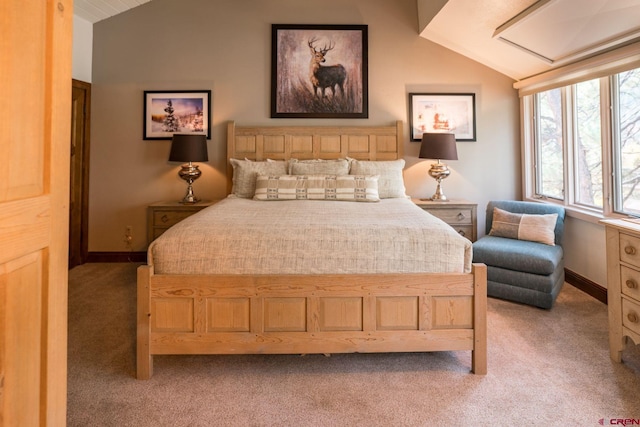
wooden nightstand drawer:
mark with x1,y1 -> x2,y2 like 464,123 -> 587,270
620,265 -> 640,301
147,200 -> 217,245
620,232 -> 640,268
622,297 -> 640,336
450,225 -> 474,241
428,208 -> 474,225
153,210 -> 195,227
412,199 -> 477,242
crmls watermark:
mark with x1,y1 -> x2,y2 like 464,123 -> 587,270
599,419 -> 640,425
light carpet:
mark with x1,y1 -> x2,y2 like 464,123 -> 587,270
67,263 -> 640,426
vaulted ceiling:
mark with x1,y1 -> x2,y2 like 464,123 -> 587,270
419,0 -> 640,80
74,0 -> 151,24
74,0 -> 640,81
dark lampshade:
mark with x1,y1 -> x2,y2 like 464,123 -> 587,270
419,133 -> 458,161
169,134 -> 208,163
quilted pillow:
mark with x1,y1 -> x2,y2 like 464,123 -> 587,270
229,158 -> 288,198
348,158 -> 406,199
289,158 -> 350,175
489,207 -> 558,246
254,174 -> 380,202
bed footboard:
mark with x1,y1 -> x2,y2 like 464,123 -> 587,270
136,264 -> 487,379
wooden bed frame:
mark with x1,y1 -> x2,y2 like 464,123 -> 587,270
137,121 -> 487,379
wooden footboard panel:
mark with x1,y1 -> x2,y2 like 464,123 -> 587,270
137,264 -> 487,379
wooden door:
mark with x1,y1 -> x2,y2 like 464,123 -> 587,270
0,1 -> 72,425
70,80 -> 91,269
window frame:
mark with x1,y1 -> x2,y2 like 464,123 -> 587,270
522,75 -> 619,224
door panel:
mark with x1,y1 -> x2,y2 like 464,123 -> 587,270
70,80 -> 91,268
0,1 -> 72,425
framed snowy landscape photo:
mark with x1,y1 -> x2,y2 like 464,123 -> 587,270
143,90 -> 211,140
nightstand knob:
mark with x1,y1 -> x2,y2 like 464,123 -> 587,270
161,214 -> 169,223
628,312 -> 639,324
458,230 -> 466,237
626,279 -> 638,289
625,245 -> 637,255
457,212 -> 465,221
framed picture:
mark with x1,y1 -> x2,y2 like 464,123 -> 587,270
271,24 -> 368,118
409,93 -> 476,141
143,90 -> 211,140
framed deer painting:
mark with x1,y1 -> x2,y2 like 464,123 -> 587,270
271,24 -> 368,118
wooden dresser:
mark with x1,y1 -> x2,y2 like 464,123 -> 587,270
147,200 -> 217,245
602,218 -> 640,362
413,199 -> 477,242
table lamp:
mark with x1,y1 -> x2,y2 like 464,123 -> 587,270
419,132 -> 458,201
169,134 -> 208,204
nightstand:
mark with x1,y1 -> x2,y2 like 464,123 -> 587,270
413,198 -> 477,242
147,200 -> 218,245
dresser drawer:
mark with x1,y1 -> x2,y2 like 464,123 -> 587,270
622,297 -> 640,335
620,232 -> 640,268
153,210 -> 196,227
428,208 -> 474,225
620,265 -> 640,301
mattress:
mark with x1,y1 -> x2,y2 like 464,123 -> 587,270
148,197 -> 473,275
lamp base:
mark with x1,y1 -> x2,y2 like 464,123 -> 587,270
426,163 -> 451,202
180,186 -> 200,204
178,163 -> 202,204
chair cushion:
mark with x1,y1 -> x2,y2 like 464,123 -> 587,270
489,207 -> 557,246
472,235 -> 564,275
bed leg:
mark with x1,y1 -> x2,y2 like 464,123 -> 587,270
471,263 -> 487,375
137,265 -> 153,380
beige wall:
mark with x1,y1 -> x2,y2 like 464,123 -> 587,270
89,0 -> 520,252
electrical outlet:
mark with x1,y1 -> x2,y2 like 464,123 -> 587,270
124,226 -> 133,248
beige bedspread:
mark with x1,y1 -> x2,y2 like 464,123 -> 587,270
148,197 -> 472,275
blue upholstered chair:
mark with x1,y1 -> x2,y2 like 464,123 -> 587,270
472,201 -> 566,309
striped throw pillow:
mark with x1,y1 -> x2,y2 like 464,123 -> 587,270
254,175 -> 380,202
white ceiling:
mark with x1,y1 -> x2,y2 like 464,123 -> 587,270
420,0 -> 640,80
74,0 -> 640,81
74,0 -> 151,23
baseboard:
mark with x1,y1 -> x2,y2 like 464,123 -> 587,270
86,251 -> 147,263
565,268 -> 607,304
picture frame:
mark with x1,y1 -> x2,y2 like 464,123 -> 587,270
409,93 -> 476,141
143,90 -> 211,140
271,24 -> 368,118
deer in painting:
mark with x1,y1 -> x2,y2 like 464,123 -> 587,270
308,37 -> 347,98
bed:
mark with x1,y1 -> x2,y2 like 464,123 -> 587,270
137,120 -> 487,379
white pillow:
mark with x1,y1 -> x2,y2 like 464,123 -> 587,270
289,158 -> 350,175
348,158 -> 407,199
253,174 -> 380,202
229,158 -> 288,198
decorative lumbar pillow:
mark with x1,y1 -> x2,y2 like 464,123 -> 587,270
489,207 -> 558,246
230,158 -> 288,198
348,158 -> 407,199
289,158 -> 350,176
254,174 -> 380,202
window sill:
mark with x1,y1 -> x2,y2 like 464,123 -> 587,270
523,197 -> 628,226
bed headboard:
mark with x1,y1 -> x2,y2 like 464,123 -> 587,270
226,120 -> 404,192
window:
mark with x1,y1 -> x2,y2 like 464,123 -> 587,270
524,66 -> 640,219
535,88 -> 564,200
574,79 -> 602,209
613,68 -> 640,216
